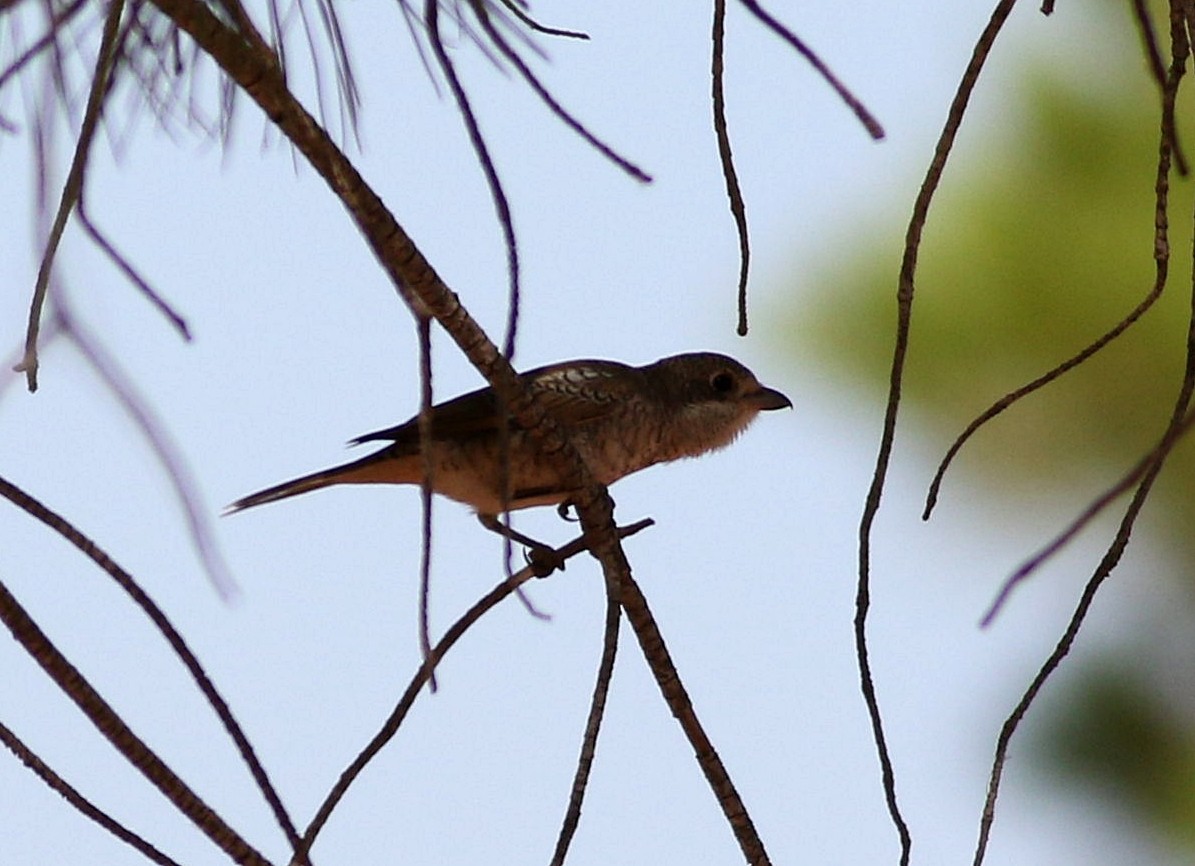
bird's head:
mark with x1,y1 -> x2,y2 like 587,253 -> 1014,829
648,352 -> 791,457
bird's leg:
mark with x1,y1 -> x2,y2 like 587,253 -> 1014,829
477,514 -> 566,578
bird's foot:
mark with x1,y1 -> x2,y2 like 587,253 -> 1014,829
525,544 -> 566,578
556,500 -> 578,522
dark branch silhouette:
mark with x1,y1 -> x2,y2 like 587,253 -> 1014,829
296,519 -> 654,862
0,474 -> 303,861
0,722 -> 184,866
550,585 -> 621,865
970,10 -> 1193,859
855,2 -> 1023,862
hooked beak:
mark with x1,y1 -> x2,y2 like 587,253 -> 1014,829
745,385 -> 792,411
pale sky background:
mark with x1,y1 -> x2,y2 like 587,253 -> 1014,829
0,1 -> 1185,864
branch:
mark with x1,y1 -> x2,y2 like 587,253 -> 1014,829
16,0 -> 126,390
0,577 -> 271,865
0,474 -> 302,860
296,519 -> 654,862
550,583 -> 621,865
0,722 -> 183,866
856,2 -> 1021,861
615,569 -> 771,863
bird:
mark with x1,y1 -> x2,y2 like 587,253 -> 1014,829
226,352 -> 791,532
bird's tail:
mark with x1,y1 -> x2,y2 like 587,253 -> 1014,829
224,447 -> 414,514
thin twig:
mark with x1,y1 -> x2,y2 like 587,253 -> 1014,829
416,313 -> 438,692
0,722 -> 183,866
857,3 -> 1021,862
493,0 -> 588,40
735,0 -> 884,140
981,406 -> 1195,627
710,0 -> 750,336
923,5 -> 1184,523
549,584 -> 620,865
16,0 -> 126,390
972,10 -> 1192,861
295,519 -> 654,862
925,0 -> 1180,517
0,474 -> 303,861
0,576 -> 272,865
75,195 -> 191,339
425,0 -> 522,360
469,0 -> 651,183
1132,0 -> 1189,175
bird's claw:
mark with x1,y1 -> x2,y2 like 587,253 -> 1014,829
525,544 -> 566,578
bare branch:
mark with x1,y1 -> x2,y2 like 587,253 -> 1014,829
856,2 -> 1023,861
550,586 -> 620,866
16,0 -> 126,390
735,0 -> 884,140
0,722 -> 183,866
295,519 -> 654,862
711,0 -> 750,335
0,474 -> 303,861
971,9 -> 1193,861
0,575 -> 272,865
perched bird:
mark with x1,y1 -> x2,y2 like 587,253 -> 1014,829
226,352 -> 791,525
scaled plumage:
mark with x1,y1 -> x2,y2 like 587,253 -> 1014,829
227,352 -> 791,518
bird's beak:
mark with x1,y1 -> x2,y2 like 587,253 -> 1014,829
746,385 -> 792,411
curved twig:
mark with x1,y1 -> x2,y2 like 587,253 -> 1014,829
425,0 -> 521,359
494,0 -> 589,40
549,584 -> 620,865
711,0 -> 750,336
295,519 -> 654,862
972,11 -> 1192,862
856,3 -> 1021,862
735,0 -> 884,140
0,474 -> 301,860
0,722 -> 183,866
924,6 -> 1187,522
469,0 -> 650,184
16,0 -> 126,391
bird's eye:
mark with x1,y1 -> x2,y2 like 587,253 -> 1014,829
711,371 -> 735,394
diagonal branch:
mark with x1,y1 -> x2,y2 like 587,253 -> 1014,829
16,0 -> 126,391
137,2 -> 771,858
550,583 -> 621,865
296,519 -> 654,862
615,569 -> 771,864
0,577 -> 272,866
0,721 -> 184,866
0,474 -> 302,861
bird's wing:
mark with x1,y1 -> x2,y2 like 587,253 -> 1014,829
350,360 -> 642,446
